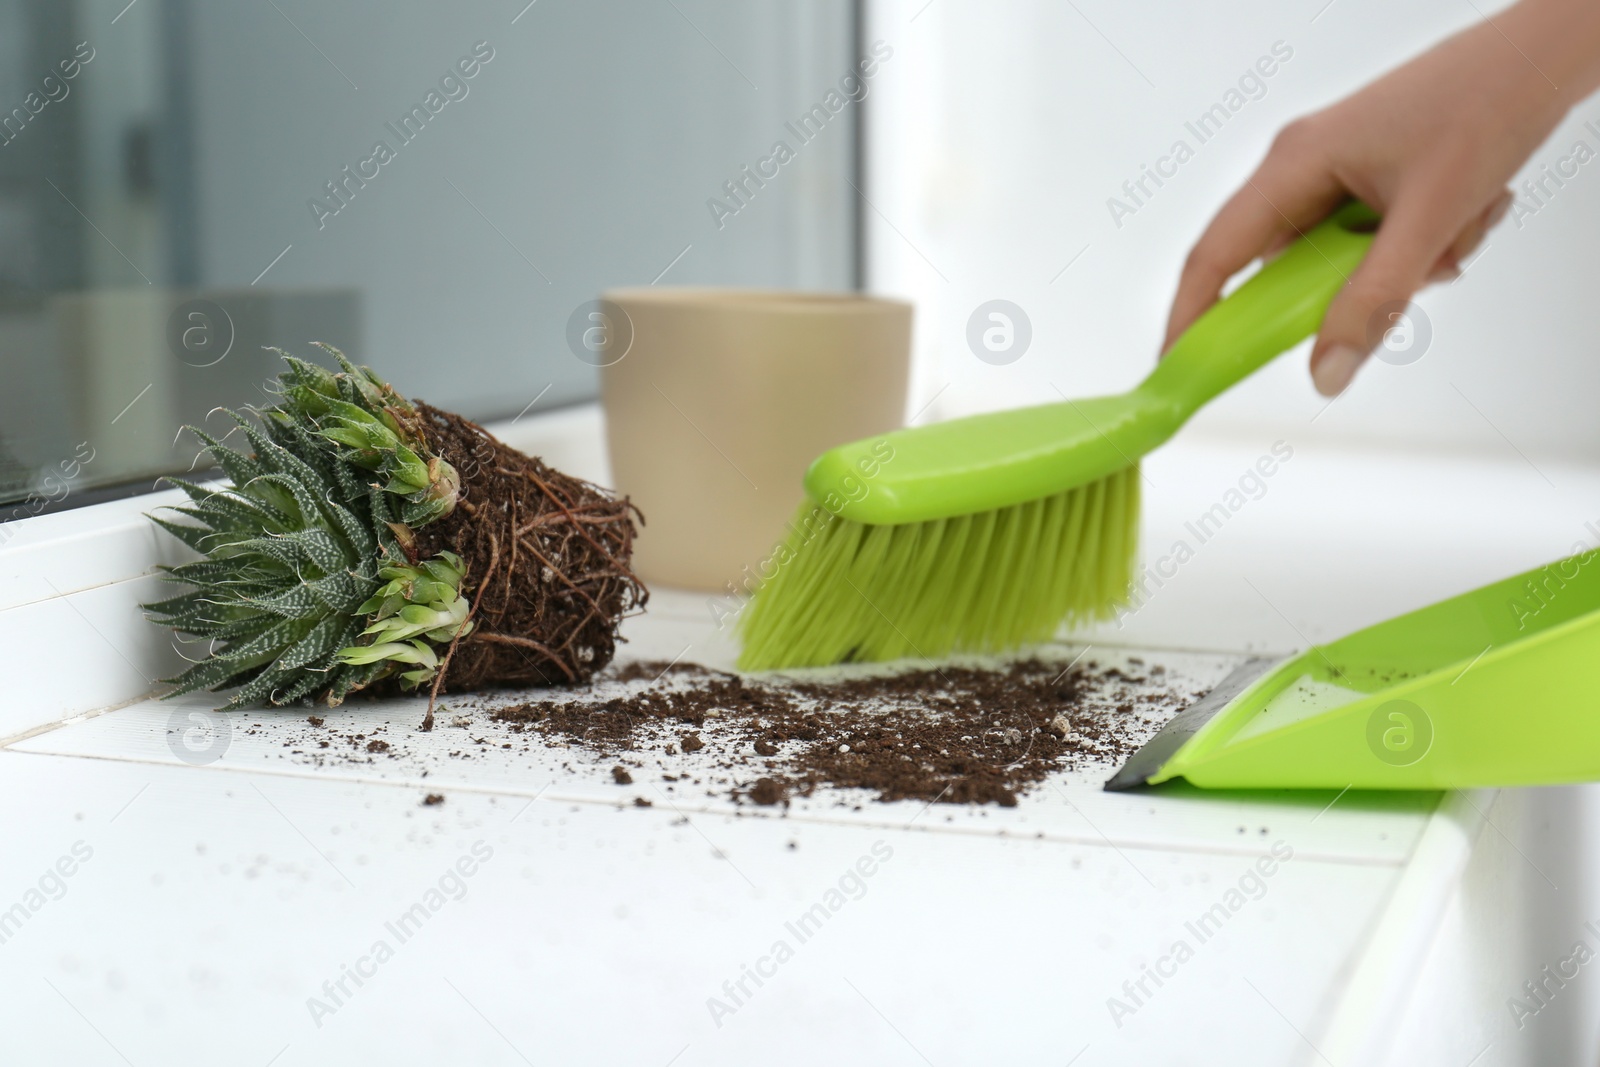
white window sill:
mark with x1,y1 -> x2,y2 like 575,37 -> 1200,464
2,409 -> 1597,1062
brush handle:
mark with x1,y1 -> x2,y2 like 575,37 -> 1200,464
797,202 -> 1378,527
1140,201 -> 1377,413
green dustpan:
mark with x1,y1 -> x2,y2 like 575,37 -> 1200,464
1105,550 -> 1600,791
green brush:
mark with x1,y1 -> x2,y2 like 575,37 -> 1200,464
737,202 -> 1378,671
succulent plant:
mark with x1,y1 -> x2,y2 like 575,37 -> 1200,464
144,348 -> 465,709
269,349 -> 460,527
144,346 -> 645,713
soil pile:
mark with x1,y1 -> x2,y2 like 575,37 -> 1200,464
494,657 -> 1178,807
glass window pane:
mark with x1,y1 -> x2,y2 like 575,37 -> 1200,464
1,0 -> 859,511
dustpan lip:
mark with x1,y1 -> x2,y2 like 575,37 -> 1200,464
1103,655 -> 1286,791
1121,597 -> 1600,791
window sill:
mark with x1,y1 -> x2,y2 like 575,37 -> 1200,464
2,418 -> 1593,1057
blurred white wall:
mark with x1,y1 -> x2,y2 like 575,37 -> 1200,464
865,0 -> 1600,464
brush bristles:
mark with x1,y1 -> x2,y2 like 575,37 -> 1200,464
737,465 -> 1140,670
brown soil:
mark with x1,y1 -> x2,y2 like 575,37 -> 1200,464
493,657 -> 1160,808
408,404 -> 647,718
749,777 -> 787,806
252,654 -> 1201,809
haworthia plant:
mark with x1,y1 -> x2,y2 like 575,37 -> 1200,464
143,347 -> 472,710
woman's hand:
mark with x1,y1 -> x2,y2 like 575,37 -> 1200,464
1163,0 -> 1600,396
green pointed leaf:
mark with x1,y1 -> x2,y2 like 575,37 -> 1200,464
422,553 -> 466,585
305,570 -> 371,614
279,354 -> 340,397
190,613 -> 277,641
142,589 -> 210,618
275,614 -> 351,672
187,428 -> 266,487
150,514 -> 220,555
147,598 -> 263,635
220,664 -> 305,710
391,448 -> 428,488
180,489 -> 293,535
284,529 -> 351,573
249,472 -> 371,560
247,585 -> 330,620
314,342 -> 360,378
319,425 -> 368,450
163,642 -> 278,698
280,384 -> 335,419
401,498 -> 450,527
162,560 -> 259,586
324,659 -> 389,706
226,536 -> 310,572
335,444 -> 370,503
218,616 -> 317,663
276,665 -> 334,705
236,421 -> 338,505
323,399 -> 384,428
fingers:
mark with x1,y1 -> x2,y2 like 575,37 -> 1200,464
1310,186 -> 1513,396
1309,192 -> 1453,397
1432,188 -> 1513,279
1162,122 -> 1345,352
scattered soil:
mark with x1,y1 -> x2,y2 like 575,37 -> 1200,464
492,657 -> 1163,808
749,778 -> 787,806
246,652 -> 1214,810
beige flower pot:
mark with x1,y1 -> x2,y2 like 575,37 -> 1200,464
600,288 -> 911,593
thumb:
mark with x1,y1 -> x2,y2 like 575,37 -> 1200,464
1309,194 -> 1459,397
